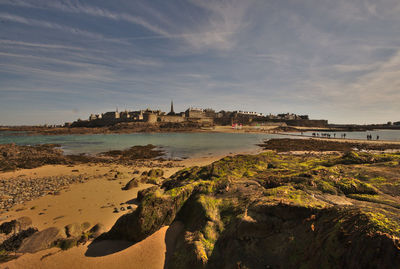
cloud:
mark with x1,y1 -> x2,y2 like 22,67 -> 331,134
0,13 -> 105,39
0,39 -> 89,51
304,48 -> 400,111
0,62 -> 115,82
0,0 -> 255,51
0,0 -> 170,36
183,0 -> 254,50
48,1 -> 170,37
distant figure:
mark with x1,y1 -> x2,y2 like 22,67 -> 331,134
377,135 -> 379,140
334,133 -> 336,138
343,133 -> 346,138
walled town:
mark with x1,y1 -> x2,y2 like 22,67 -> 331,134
69,101 -> 328,128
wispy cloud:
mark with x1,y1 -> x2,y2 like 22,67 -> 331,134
0,13 -> 105,39
0,39 -> 88,51
183,0 -> 254,50
47,1 -> 170,37
304,48 -> 400,110
0,0 -> 254,51
0,0 -> 170,36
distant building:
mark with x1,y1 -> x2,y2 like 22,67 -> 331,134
235,110 -> 263,116
89,114 -> 102,121
204,108 -> 216,118
143,112 -> 158,123
102,111 -> 120,120
167,100 -> 175,116
120,110 -> 131,120
71,103 -> 325,128
129,110 -> 144,121
185,108 -> 205,118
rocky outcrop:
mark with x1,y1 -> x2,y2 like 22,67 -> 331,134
102,184 -> 194,242
0,144 -> 69,171
18,227 -> 65,253
101,144 -> 164,160
88,223 -> 105,238
259,138 -> 400,152
0,228 -> 38,252
65,222 -> 90,238
0,143 -> 168,172
102,151 -> 400,268
0,217 -> 32,235
122,178 -> 139,190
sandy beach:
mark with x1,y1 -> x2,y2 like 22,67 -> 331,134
0,152 -> 238,269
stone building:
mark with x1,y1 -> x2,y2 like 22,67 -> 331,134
143,112 -> 158,123
159,115 -> 185,123
102,111 -> 120,120
185,108 -> 206,118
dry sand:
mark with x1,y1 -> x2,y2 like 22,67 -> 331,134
2,222 -> 184,269
0,155 -> 230,269
211,125 -> 277,133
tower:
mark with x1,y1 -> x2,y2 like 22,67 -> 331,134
170,100 -> 174,114
168,100 -> 175,115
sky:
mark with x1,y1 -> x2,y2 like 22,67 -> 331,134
1,0 -> 400,125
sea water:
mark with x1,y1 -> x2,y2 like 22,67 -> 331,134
1,130 -> 399,158
0,132 -> 286,158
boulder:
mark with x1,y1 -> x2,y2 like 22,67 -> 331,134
137,186 -> 158,202
65,223 -> 83,238
18,227 -> 65,253
0,220 -> 17,235
89,223 -> 105,238
16,216 -> 32,230
0,227 -> 38,251
81,222 -> 91,232
122,178 -> 139,190
147,169 -> 164,178
0,216 -> 32,235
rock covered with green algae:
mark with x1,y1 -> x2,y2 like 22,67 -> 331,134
102,151 -> 400,268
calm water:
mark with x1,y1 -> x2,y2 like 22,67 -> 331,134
0,132 -> 286,158
1,130 -> 399,158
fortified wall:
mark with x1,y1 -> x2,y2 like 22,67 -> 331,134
158,115 -> 185,123
70,105 -> 328,128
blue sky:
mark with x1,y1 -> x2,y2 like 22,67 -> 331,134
1,0 -> 400,125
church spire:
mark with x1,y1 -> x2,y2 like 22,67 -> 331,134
170,100 -> 174,114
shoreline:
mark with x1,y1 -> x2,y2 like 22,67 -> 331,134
2,124 -> 400,137
273,132 -> 400,144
